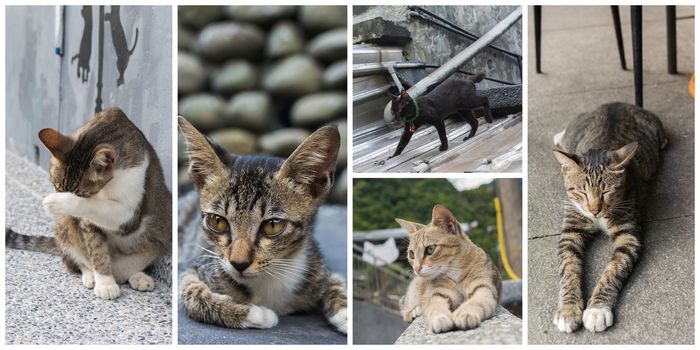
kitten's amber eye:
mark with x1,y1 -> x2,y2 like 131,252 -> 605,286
408,250 -> 415,259
425,244 -> 436,256
205,214 -> 229,233
261,219 -> 287,237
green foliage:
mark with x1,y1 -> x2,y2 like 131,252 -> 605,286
353,178 -> 506,278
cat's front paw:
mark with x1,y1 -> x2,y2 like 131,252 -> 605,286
428,313 -> 454,334
439,144 -> 448,151
583,307 -> 613,333
402,305 -> 423,323
94,274 -> 120,300
43,192 -> 82,217
553,303 -> 583,333
81,270 -> 95,289
128,272 -> 155,292
453,304 -> 482,330
329,308 -> 347,334
243,305 -> 278,329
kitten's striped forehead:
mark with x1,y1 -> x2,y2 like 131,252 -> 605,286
579,150 -> 612,185
211,155 -> 284,215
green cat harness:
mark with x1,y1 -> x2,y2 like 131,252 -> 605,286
405,98 -> 420,133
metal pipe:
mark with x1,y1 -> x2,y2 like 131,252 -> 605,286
534,6 -> 542,73
631,6 -> 643,107
611,6 -> 627,70
666,6 -> 677,74
383,7 -> 522,125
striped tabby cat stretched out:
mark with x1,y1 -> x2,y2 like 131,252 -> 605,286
552,102 -> 667,333
178,117 -> 347,333
6,108 -> 171,300
397,205 -> 502,334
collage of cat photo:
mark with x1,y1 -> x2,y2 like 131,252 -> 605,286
1,2 -> 696,349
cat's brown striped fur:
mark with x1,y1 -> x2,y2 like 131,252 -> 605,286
397,205 -> 501,334
552,102 -> 666,333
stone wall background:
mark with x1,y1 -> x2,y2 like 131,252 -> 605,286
178,6 -> 348,203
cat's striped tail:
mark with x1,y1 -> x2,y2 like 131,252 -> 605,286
5,227 -> 60,255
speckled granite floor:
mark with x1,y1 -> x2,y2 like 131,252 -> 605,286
5,150 -> 172,345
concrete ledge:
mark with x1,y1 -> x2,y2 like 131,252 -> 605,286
395,306 -> 522,345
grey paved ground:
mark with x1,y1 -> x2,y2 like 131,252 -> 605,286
5,151 -> 172,344
177,193 -> 348,345
528,6 -> 694,344
395,306 -> 522,345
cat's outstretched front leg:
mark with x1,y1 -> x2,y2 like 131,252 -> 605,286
180,269 -> 278,329
423,291 -> 454,333
453,279 -> 498,329
321,273 -> 348,334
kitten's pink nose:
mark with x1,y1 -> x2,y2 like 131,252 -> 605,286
414,265 -> 421,273
588,202 -> 602,216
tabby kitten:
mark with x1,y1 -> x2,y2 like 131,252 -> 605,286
551,102 -> 667,333
6,107 -> 171,300
397,205 -> 502,334
178,117 -> 347,333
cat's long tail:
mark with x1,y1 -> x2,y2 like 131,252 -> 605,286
469,73 -> 485,83
5,227 -> 60,255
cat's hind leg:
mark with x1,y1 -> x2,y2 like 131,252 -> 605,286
321,273 -> 348,334
112,253 -> 158,292
180,269 -> 278,329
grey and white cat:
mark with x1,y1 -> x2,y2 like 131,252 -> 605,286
6,107 -> 171,300
551,102 -> 666,333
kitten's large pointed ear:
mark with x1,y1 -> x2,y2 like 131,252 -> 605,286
610,142 -> 638,170
553,149 -> 580,174
178,116 -> 228,189
395,218 -> 425,235
38,128 -> 74,160
91,145 -> 116,172
431,205 -> 461,235
276,125 -> 340,198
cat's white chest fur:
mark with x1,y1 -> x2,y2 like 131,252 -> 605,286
594,217 -> 610,234
244,252 -> 307,315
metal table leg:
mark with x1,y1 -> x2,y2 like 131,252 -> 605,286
611,6 -> 627,70
534,6 -> 542,74
631,6 -> 643,107
666,6 -> 677,74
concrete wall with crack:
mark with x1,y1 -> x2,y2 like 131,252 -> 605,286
353,5 -> 522,88
5,6 -> 172,187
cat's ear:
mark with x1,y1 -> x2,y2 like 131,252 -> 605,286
91,146 -> 116,172
431,204 -> 462,235
553,149 -> 580,174
277,125 -> 340,198
395,218 -> 425,235
178,116 -> 229,189
38,128 -> 74,160
609,142 -> 638,170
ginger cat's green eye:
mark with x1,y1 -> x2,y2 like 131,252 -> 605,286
205,214 -> 229,233
261,219 -> 287,237
425,244 -> 436,256
409,250 -> 415,259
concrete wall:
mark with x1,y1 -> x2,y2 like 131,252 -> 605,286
5,6 -> 172,187
353,6 -> 522,88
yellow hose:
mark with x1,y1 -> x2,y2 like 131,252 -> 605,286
494,197 -> 520,280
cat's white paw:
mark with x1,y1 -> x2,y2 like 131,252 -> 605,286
94,274 -> 120,300
128,272 -> 155,292
428,313 -> 454,334
553,304 -> 583,333
329,308 -> 347,334
43,192 -> 81,217
81,270 -> 95,289
583,307 -> 613,333
243,305 -> 278,329
453,304 -> 482,330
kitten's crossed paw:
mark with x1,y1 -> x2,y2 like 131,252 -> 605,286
583,307 -> 613,333
243,305 -> 278,329
128,272 -> 155,292
94,282 -> 121,300
453,305 -> 482,330
81,270 -> 95,289
43,192 -> 81,217
329,308 -> 347,334
428,313 -> 454,334
553,304 -> 583,333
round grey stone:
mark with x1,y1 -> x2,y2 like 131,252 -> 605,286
323,60 -> 347,89
224,5 -> 297,25
223,91 -> 274,132
266,21 -> 305,59
211,61 -> 259,95
178,25 -> 196,51
308,28 -> 347,62
291,92 -> 346,126
179,6 -> 223,29
196,22 -> 265,62
178,94 -> 226,131
299,6 -> 346,32
258,128 -> 310,157
263,55 -> 323,96
208,128 -> 257,155
178,52 -> 207,94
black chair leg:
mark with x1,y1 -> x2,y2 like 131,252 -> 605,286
611,6 -> 626,70
534,6 -> 542,74
666,6 -> 677,74
631,6 -> 643,107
